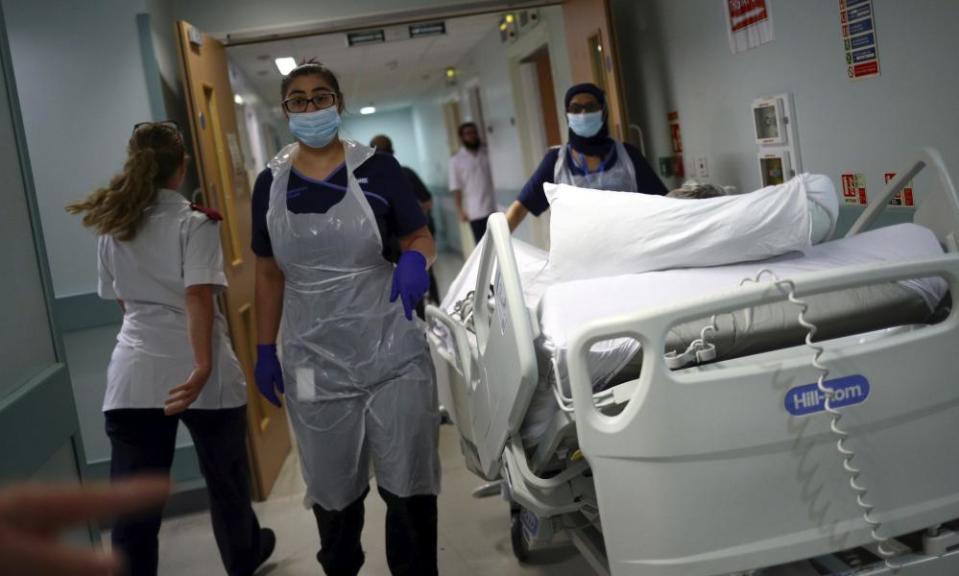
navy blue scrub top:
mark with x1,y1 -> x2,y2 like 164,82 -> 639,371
251,151 -> 427,263
517,142 -> 668,216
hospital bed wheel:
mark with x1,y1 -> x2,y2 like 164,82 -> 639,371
510,510 -> 531,562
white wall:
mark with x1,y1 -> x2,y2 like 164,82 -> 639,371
3,0 -> 154,297
411,100 -> 451,187
457,27 -> 527,197
144,0 -> 180,112
405,6 -> 572,251
460,6 -> 573,201
228,60 -> 291,182
341,108 -> 422,176
612,0 -> 959,203
410,6 -> 572,196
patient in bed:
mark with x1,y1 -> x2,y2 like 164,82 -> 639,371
665,179 -> 837,244
666,183 -> 726,199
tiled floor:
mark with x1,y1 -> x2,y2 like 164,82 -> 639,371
153,425 -> 591,575
151,252 -> 592,575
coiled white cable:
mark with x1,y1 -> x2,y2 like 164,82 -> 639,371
550,352 -> 617,414
551,355 -> 576,414
742,269 -> 900,571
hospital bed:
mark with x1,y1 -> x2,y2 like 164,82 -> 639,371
427,148 -> 959,575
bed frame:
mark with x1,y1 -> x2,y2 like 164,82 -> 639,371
427,148 -> 959,575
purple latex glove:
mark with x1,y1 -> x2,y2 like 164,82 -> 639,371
390,251 -> 429,321
255,344 -> 284,407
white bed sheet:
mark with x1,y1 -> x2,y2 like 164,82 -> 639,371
440,235 -> 554,313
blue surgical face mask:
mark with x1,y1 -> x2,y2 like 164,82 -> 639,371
288,107 -> 341,148
567,111 -> 604,138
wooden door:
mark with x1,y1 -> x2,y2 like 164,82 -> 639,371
175,20 -> 290,500
563,0 -> 630,142
531,48 -> 562,147
443,99 -> 462,156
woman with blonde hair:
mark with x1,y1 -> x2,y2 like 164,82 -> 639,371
68,121 -> 274,576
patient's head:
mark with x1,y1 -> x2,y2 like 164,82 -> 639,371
666,183 -> 725,199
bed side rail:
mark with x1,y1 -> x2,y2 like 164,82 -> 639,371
469,213 -> 540,478
567,254 -> 959,437
426,304 -> 472,383
567,255 -> 959,575
846,147 -> 959,251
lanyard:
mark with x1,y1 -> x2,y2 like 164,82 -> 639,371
572,148 -> 611,189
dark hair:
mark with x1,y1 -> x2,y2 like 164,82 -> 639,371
666,183 -> 725,199
281,59 -> 344,108
67,123 -> 186,241
370,134 -> 393,154
458,122 -> 478,139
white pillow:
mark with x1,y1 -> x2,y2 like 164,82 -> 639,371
544,176 -> 813,281
803,173 -> 840,243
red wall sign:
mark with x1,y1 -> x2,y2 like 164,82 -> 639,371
668,111 -> 683,154
727,0 -> 769,32
884,172 -> 915,207
841,173 -> 868,206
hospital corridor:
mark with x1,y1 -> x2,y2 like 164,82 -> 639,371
2,1 -> 959,576
149,407 -> 594,575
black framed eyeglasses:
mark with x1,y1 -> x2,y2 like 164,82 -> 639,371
283,92 -> 337,113
133,120 -> 181,135
567,102 -> 603,114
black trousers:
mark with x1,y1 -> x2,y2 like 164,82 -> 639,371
105,407 -> 263,576
427,268 -> 440,304
426,218 -> 440,304
311,487 -> 438,576
469,217 -> 489,243
415,270 -> 442,321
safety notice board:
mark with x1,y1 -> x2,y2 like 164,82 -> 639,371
885,173 -> 915,207
839,0 -> 880,79
841,173 -> 868,206
726,0 -> 774,54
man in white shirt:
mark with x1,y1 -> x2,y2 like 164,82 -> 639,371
448,122 -> 497,242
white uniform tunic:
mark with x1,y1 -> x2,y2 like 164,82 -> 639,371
448,146 -> 497,220
97,188 -> 247,411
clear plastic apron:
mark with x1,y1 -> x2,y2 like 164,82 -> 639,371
553,140 -> 638,192
266,139 -> 439,510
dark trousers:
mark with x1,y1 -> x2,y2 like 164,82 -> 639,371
426,219 -> 440,304
106,407 -> 263,576
427,269 -> 440,304
311,487 -> 438,576
469,217 -> 489,243
415,270 -> 442,321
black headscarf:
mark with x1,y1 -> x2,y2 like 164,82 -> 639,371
564,83 -> 614,157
